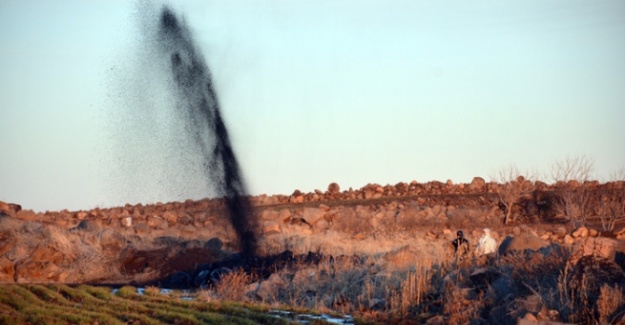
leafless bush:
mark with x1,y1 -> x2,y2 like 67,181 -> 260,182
491,165 -> 536,224
550,155 -> 594,183
595,169 -> 625,232
554,187 -> 591,228
608,167 -> 625,182
598,188 -> 625,232
550,155 -> 595,227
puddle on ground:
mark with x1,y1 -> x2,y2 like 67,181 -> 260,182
268,309 -> 354,324
112,287 -> 194,300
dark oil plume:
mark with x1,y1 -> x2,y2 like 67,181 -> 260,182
151,6 -> 257,256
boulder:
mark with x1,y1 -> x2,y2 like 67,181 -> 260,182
75,211 -> 89,220
163,211 -> 178,225
614,227 -> 625,237
572,226 -> 589,238
260,209 -> 278,221
498,233 -> 550,255
278,209 -> 292,222
121,216 -> 132,227
469,267 -> 502,288
327,182 -> 340,194
469,177 -> 486,191
262,222 -> 281,235
301,208 -> 324,225
72,220 -> 101,232
0,201 -> 20,218
569,237 -> 625,264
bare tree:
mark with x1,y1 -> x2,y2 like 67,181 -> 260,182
555,187 -> 592,228
491,165 -> 536,225
549,155 -> 594,184
550,155 -> 595,228
599,167 -> 625,232
598,188 -> 625,232
608,167 -> 625,182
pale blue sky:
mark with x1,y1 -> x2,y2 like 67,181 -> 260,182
1,0 -> 624,212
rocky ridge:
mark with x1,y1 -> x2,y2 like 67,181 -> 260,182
1,177 -> 624,285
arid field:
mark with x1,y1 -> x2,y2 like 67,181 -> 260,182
1,176 -> 624,324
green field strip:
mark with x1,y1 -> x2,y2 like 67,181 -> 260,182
0,285 -> 303,325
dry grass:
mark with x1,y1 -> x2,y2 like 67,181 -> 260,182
200,240 -> 624,324
597,284 -> 624,324
214,269 -> 252,302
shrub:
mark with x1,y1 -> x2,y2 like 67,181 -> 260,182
214,269 -> 251,301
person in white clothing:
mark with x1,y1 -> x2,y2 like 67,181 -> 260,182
475,228 -> 497,257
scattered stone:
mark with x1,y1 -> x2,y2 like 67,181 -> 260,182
301,208 -> 324,225
205,237 -> 223,250
572,226 -> 589,238
72,220 -> 101,232
133,223 -> 150,235
75,211 -> 89,220
163,211 -> 178,225
263,222 -> 281,235
121,216 -> 132,228
469,267 -> 502,288
469,177 -> 486,190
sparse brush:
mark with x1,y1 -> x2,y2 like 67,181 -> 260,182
443,283 -> 481,325
195,289 -> 216,302
597,284 -> 624,324
116,285 -> 137,298
214,269 -> 251,302
144,286 -> 161,297
387,267 -> 433,318
556,262 -> 597,324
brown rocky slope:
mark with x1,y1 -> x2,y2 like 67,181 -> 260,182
1,177 -> 624,286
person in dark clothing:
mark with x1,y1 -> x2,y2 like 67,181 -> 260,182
451,230 -> 470,261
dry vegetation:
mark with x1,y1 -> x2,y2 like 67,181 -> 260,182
2,157 -> 625,324
197,247 -> 624,324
